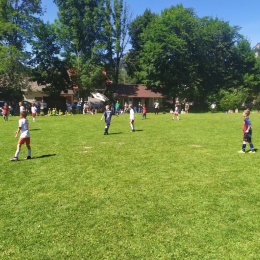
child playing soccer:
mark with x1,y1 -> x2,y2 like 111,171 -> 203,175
10,111 -> 32,161
172,104 -> 180,120
3,102 -> 8,121
100,105 -> 117,135
142,104 -> 147,119
129,104 -> 135,132
238,109 -> 255,153
31,103 -> 37,122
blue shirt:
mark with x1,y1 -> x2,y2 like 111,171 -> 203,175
103,109 -> 112,124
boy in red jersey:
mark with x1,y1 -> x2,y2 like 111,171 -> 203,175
3,102 -> 8,121
10,111 -> 32,161
142,104 -> 147,119
238,109 -> 255,153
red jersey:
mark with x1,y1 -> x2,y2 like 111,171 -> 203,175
142,107 -> 147,113
3,105 -> 8,115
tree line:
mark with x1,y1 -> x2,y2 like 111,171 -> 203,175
0,1 -> 259,110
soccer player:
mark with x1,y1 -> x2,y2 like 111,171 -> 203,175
31,103 -> 37,122
100,105 -> 117,135
10,111 -> 32,161
129,104 -> 135,132
3,102 -> 8,121
238,109 -> 255,153
172,104 -> 180,120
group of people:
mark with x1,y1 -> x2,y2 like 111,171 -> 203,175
8,98 -> 256,161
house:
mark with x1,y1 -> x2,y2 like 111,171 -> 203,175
22,81 -> 75,104
253,42 -> 260,58
113,84 -> 164,111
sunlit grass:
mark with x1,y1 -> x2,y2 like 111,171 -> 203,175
1,112 -> 260,259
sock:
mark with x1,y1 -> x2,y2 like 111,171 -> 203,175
14,150 -> 20,158
249,143 -> 255,151
28,149 -> 31,157
242,143 -> 246,151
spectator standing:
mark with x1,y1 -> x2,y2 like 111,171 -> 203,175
211,103 -> 216,113
185,102 -> 189,113
138,102 -> 142,113
115,101 -> 120,115
154,100 -> 159,115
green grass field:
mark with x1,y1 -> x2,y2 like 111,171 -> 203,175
1,111 -> 260,259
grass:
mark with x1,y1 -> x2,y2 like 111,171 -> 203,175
1,111 -> 260,259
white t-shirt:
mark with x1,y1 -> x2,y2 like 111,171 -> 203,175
19,118 -> 30,138
130,108 -> 135,120
20,105 -> 25,112
31,106 -> 37,114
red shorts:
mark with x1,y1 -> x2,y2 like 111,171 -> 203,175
32,113 -> 36,117
19,137 -> 30,145
174,112 -> 179,116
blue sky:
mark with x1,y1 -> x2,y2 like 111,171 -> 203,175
42,0 -> 260,48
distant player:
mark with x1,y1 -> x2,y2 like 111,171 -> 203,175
31,103 -> 37,122
100,105 -> 117,135
238,109 -> 255,153
3,102 -> 8,121
129,104 -> 135,132
172,104 -> 179,120
10,111 -> 32,161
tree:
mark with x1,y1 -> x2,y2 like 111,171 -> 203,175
125,8 -> 157,82
137,5 -> 199,99
29,21 -> 71,96
0,0 -> 43,99
130,4 -> 258,103
219,87 -> 248,111
53,0 -> 107,99
103,0 -> 132,85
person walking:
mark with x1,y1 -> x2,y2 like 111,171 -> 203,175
3,102 -> 8,121
100,105 -> 118,135
10,111 -> 32,161
129,104 -> 135,132
142,104 -> 147,119
238,109 -> 255,153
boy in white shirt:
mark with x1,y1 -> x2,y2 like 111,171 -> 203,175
31,103 -> 37,122
129,104 -> 135,132
10,111 -> 32,161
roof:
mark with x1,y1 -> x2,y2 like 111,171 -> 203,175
113,84 -> 163,98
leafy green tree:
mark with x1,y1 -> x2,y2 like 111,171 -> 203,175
30,22 -> 71,96
103,0 -> 132,85
0,0 -> 43,99
125,9 -> 157,82
219,87 -> 248,111
137,5 -> 199,99
53,0 -> 106,99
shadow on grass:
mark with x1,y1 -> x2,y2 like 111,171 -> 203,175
32,154 -> 56,159
107,132 -> 123,135
30,129 -> 41,131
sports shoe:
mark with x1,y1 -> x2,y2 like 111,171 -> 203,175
10,157 -> 18,161
238,150 -> 245,153
26,156 -> 32,159
248,151 -> 256,153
